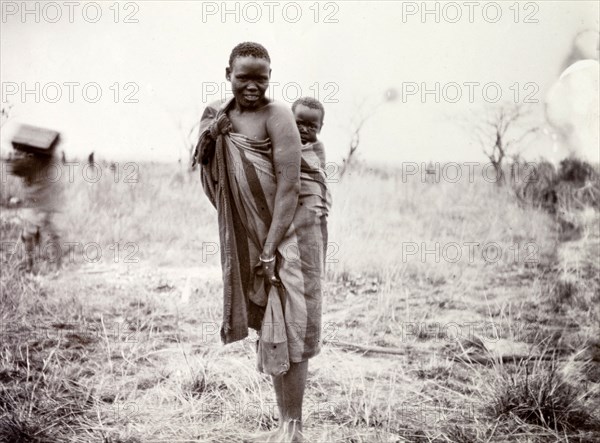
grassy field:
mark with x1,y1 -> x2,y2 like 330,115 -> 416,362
1,158 -> 599,442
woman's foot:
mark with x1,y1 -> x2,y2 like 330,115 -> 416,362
281,419 -> 304,443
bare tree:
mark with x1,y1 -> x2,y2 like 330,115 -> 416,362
469,103 -> 539,186
339,88 -> 397,178
154,97 -> 201,173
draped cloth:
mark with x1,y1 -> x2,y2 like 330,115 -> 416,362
197,99 -> 329,362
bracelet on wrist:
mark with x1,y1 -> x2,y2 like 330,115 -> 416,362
259,255 -> 276,263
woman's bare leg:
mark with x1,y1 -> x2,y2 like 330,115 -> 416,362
273,373 -> 285,425
244,375 -> 286,443
281,360 -> 308,442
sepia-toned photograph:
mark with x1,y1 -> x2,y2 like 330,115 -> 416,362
1,1 -> 599,442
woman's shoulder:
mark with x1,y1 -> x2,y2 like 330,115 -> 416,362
264,99 -> 294,117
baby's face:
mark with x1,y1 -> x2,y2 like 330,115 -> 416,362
293,104 -> 323,144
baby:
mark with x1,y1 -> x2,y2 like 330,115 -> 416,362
292,97 -> 332,215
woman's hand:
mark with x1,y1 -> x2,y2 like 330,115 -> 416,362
260,254 -> 280,286
208,114 -> 233,140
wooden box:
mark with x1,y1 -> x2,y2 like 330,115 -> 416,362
11,124 -> 60,156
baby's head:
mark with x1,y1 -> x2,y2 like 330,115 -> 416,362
226,42 -> 271,109
292,97 -> 324,144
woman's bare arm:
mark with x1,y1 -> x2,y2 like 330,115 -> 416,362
262,103 -> 302,261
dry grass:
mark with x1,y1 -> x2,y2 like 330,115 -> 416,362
1,158 -> 599,442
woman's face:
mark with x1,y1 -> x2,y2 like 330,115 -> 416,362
226,56 -> 271,109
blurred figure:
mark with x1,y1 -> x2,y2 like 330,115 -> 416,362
560,29 -> 600,72
545,30 -> 599,163
9,125 -> 63,271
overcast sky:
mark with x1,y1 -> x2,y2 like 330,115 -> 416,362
1,1 -> 598,164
